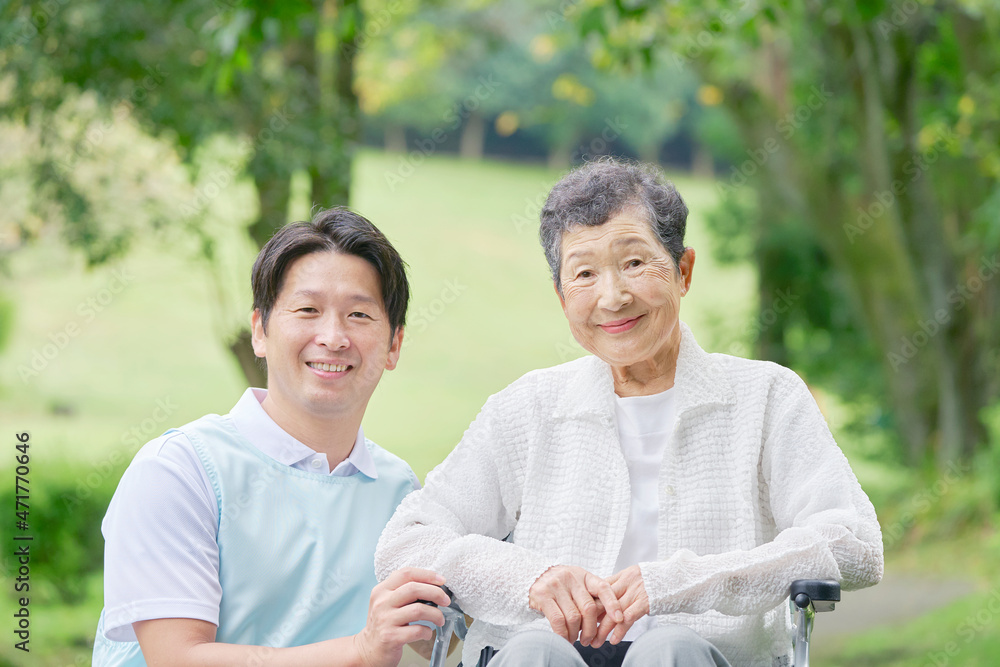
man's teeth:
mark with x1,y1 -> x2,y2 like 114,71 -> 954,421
308,362 -> 348,372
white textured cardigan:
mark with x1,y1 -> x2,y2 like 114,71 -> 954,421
375,324 -> 883,666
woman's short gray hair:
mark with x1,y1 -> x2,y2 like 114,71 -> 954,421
539,157 -> 688,290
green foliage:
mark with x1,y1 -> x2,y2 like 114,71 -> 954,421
1,464 -> 118,605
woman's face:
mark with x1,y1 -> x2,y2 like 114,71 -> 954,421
557,211 -> 694,369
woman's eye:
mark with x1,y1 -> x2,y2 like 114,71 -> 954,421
627,259 -> 643,268
577,270 -> 593,279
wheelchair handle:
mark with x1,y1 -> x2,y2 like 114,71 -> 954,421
414,585 -> 468,667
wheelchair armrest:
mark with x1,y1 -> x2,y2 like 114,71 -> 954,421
790,579 -> 840,613
789,580 -> 840,667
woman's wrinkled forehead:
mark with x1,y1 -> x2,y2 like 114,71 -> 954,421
559,207 -> 662,258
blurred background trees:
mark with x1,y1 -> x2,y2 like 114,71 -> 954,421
5,0 -> 996,470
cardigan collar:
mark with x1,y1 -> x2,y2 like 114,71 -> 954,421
553,322 -> 736,420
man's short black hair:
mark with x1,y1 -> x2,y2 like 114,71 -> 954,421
251,207 -> 410,337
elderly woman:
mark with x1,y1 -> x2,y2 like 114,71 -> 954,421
374,159 -> 883,667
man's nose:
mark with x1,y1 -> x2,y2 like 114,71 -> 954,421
315,316 -> 350,349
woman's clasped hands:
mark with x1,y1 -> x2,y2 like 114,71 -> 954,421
527,564 -> 650,649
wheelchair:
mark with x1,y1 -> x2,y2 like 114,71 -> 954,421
422,579 -> 840,667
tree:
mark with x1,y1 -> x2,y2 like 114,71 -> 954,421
579,0 -> 1000,467
1,0 -> 369,385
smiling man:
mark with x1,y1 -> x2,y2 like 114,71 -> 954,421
93,208 -> 449,667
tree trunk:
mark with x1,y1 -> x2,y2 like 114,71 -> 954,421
384,125 -> 406,153
459,111 -> 485,160
248,169 -> 292,249
547,141 -> 573,169
229,328 -> 267,389
691,142 -> 714,178
305,0 -> 360,210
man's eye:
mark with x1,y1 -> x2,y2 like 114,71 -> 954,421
349,312 -> 371,319
296,307 -> 318,313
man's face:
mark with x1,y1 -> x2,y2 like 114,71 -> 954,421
251,250 -> 402,424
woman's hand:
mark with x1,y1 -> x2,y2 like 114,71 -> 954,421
595,565 -> 650,646
528,565 -> 624,647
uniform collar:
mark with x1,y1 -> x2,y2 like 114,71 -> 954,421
230,388 -> 378,479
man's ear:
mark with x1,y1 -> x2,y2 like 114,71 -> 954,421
385,326 -> 404,371
250,309 -> 267,359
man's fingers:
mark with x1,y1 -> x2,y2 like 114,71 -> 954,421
382,566 -> 445,588
387,581 -> 451,609
400,604 -> 446,629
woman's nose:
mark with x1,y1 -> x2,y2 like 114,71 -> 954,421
596,271 -> 632,310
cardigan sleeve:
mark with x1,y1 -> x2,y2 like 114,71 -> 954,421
640,370 -> 884,617
374,394 -> 556,626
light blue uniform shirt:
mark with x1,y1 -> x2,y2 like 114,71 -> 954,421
93,405 -> 418,665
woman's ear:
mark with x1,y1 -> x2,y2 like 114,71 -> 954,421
679,247 -> 695,295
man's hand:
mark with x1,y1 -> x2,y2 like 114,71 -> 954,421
528,565 -> 624,647
594,565 -> 650,646
353,567 -> 451,667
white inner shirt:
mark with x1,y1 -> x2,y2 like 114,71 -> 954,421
613,386 -> 677,641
